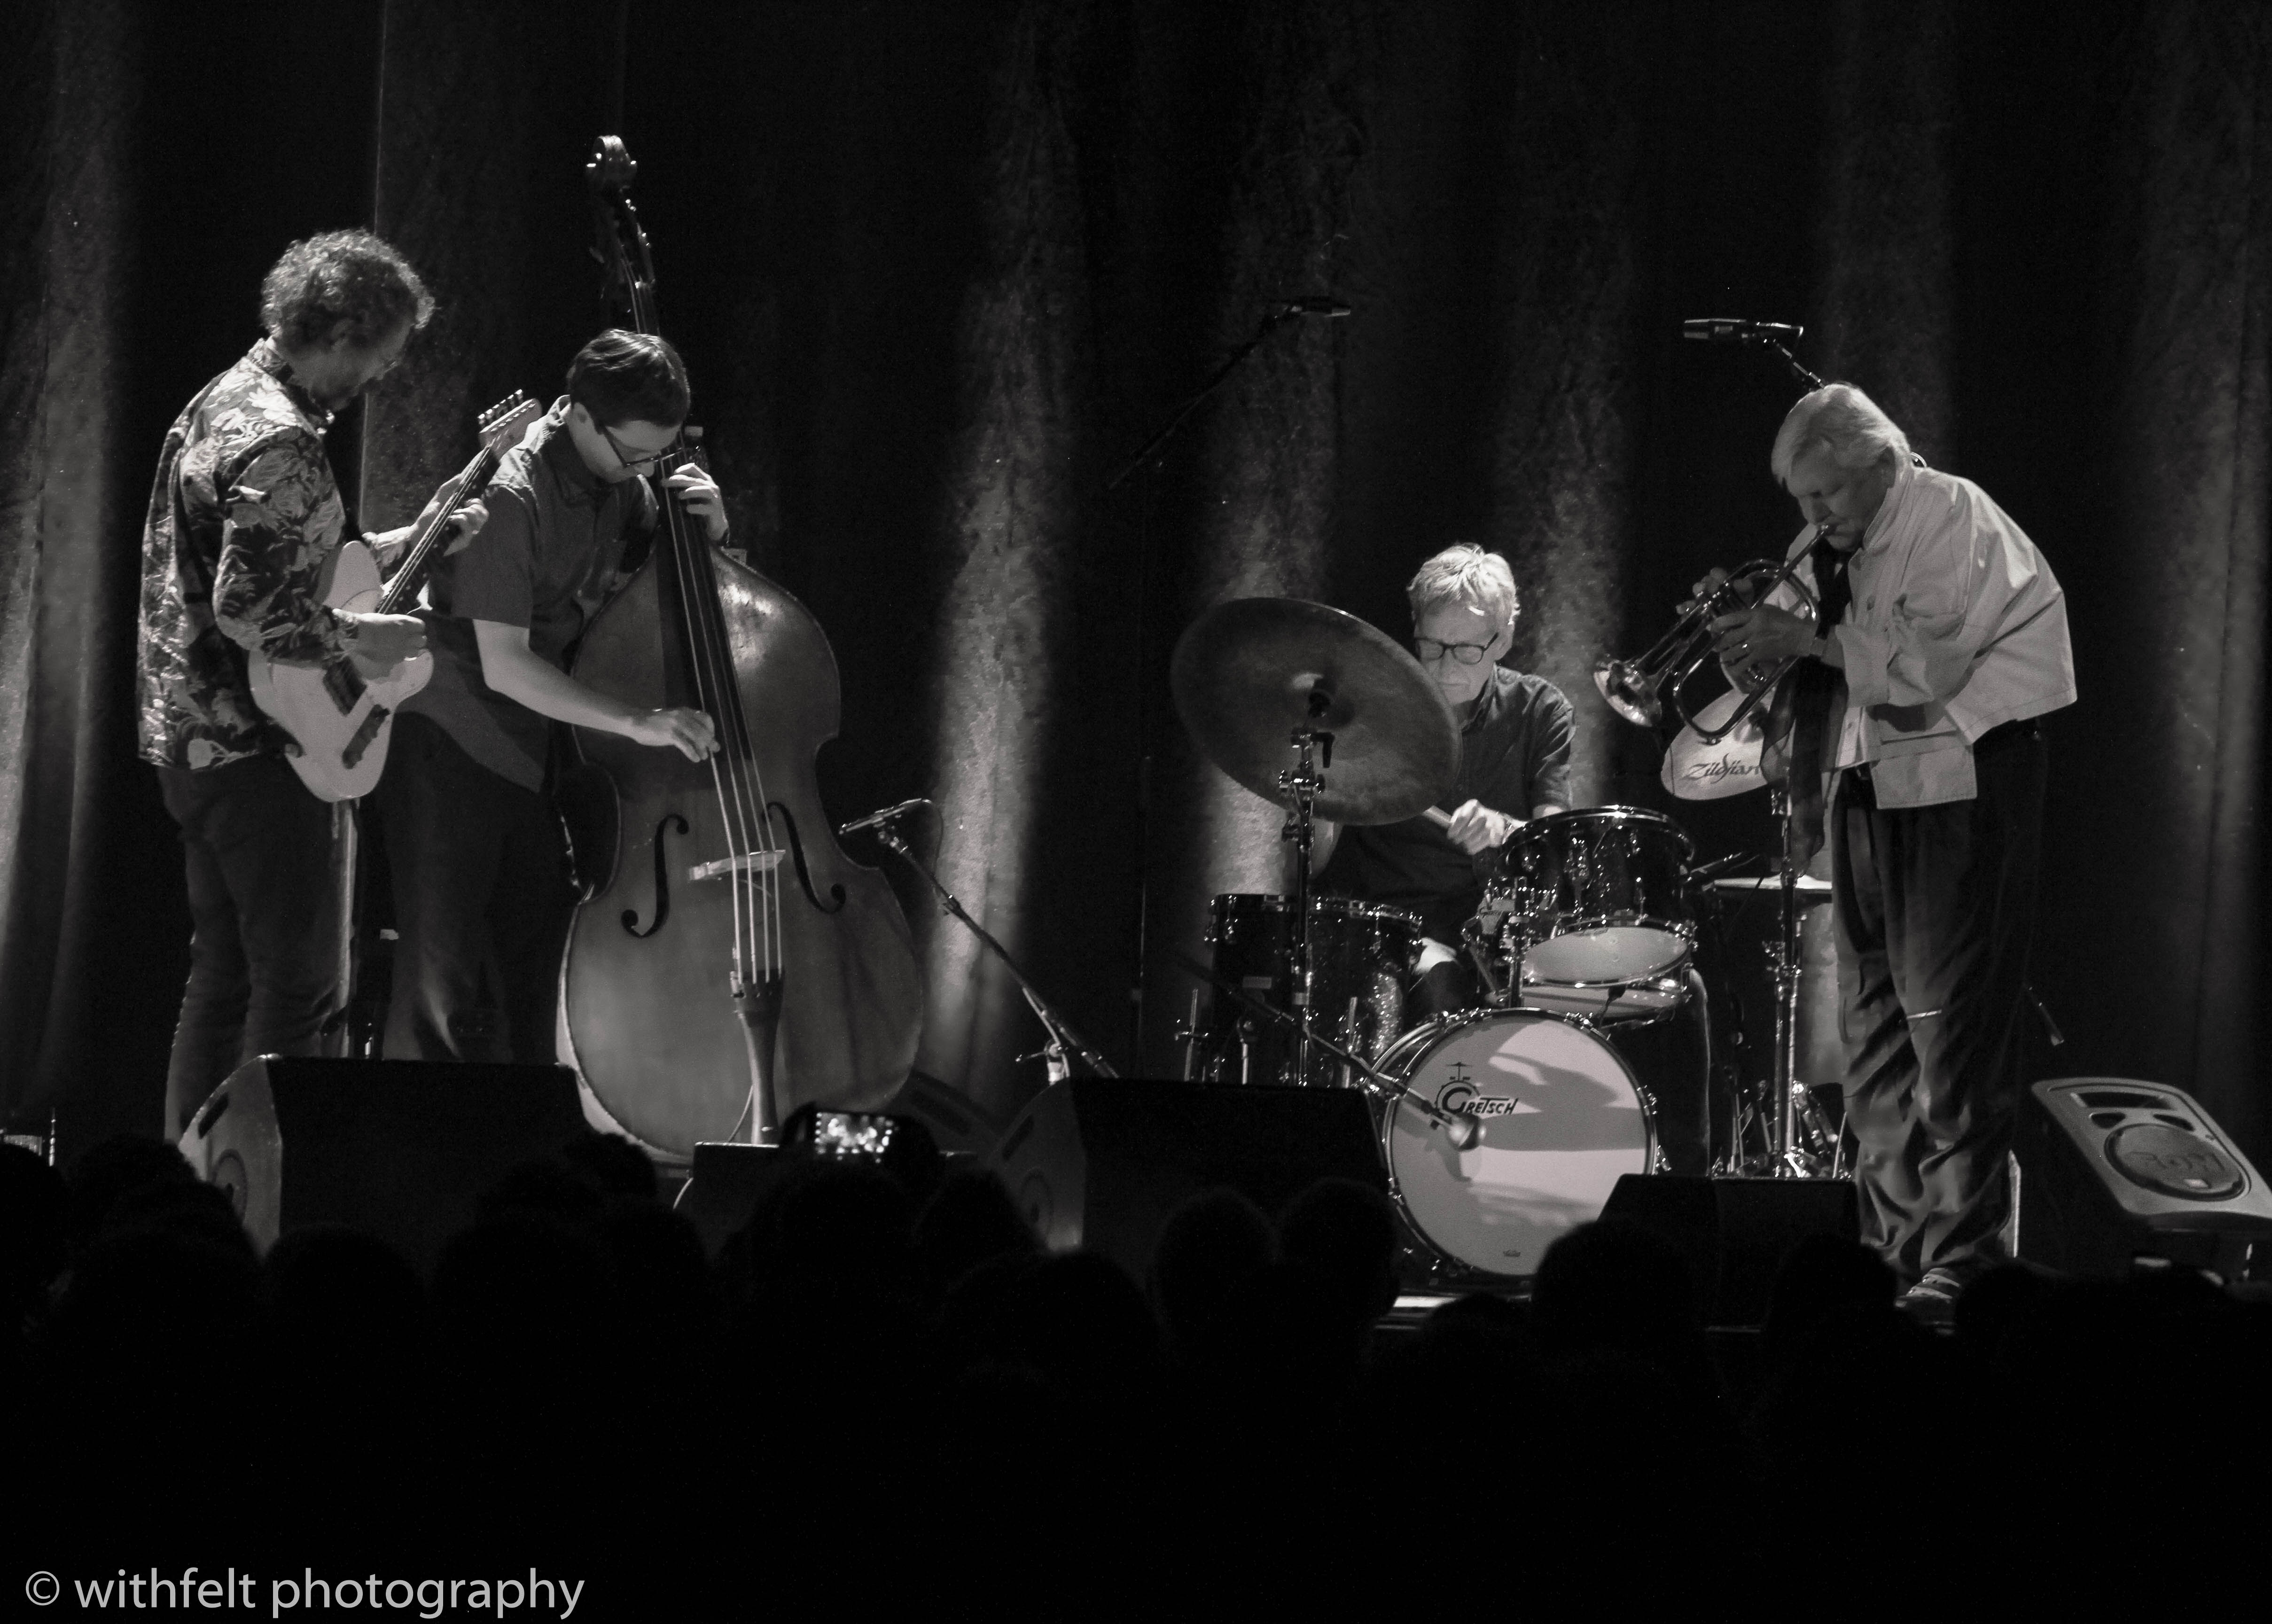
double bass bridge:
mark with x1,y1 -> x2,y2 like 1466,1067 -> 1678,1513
687,851 -> 786,885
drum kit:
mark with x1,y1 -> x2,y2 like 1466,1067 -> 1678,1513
1166,592 -> 1844,1287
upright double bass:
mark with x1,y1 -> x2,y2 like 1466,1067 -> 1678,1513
560,137 -> 922,1154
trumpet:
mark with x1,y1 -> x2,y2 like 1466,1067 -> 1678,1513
1593,531 -> 1821,745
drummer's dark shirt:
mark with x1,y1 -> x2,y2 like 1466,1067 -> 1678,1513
1318,666 -> 1575,943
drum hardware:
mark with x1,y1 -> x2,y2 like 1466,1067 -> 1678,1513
1279,703 -> 1333,1085
1173,950 -> 1483,1150
865,820 -> 1118,1081
1170,989 -> 1203,1081
1170,595 -> 1459,1090
1592,528 -> 1822,745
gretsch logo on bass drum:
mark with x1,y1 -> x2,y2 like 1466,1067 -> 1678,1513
1437,1078 -> 1520,1118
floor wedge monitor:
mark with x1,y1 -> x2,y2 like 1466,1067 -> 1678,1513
179,1057 -> 588,1271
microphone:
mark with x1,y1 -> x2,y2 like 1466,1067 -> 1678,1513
1683,317 -> 1804,344
837,796 -> 931,836
1277,296 -> 1352,318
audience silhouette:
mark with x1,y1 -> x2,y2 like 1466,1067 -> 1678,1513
13,1120 -> 2265,1590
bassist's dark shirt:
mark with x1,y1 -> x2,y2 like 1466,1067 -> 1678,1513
1318,666 -> 1575,943
404,398 -> 655,791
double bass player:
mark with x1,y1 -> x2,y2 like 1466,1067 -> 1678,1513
375,329 -> 721,1064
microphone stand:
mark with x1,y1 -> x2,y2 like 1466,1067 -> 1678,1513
868,822 -> 1118,1081
1108,299 -> 1338,1072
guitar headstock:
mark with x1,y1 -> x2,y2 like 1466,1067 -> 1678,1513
476,390 -> 541,454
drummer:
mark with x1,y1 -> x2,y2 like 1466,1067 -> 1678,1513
1313,544 -> 1573,1016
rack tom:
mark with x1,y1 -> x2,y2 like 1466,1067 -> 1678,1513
1483,806 -> 1697,987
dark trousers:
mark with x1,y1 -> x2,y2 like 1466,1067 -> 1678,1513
1831,724 -> 2045,1284
156,756 -> 344,1140
372,713 -> 574,1065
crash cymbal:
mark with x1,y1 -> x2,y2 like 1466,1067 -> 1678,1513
1170,597 -> 1459,825
1661,686 -> 1780,801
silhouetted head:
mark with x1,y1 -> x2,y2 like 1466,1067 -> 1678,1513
1278,1177 -> 1400,1334
1532,1219 -> 1698,1363
1149,1188 -> 1273,1365
916,1166 -> 1038,1292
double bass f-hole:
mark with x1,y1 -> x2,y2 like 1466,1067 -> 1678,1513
766,801 -> 846,913
623,812 -> 690,939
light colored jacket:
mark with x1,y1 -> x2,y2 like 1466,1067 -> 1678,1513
1773,460 -> 2076,807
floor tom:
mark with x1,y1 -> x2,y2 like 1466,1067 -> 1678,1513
1194,893 -> 1421,1089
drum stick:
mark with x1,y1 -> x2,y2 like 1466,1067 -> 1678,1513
1422,806 -> 1453,828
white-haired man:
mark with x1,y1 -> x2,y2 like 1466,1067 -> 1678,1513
1705,383 -> 2075,1318
1316,545 -> 1572,1015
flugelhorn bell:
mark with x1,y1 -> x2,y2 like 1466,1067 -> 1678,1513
1592,535 -> 1821,745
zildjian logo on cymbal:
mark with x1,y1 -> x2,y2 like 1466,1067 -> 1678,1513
1680,752 -> 1761,784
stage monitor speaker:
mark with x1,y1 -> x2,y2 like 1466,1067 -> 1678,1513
2017,1077 -> 2272,1281
179,1057 -> 587,1271
988,1079 -> 1384,1286
1599,1174 -> 1858,1326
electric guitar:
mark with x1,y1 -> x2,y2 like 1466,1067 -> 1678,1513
248,390 -> 541,802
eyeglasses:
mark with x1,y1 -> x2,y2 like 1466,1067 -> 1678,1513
1414,637 -> 1493,666
599,421 -> 673,474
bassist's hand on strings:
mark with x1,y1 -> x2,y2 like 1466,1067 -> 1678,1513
628,706 -> 718,761
664,463 -> 728,543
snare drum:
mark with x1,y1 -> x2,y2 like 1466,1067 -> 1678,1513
1485,806 -> 1697,986
1194,894 -> 1421,1089
1378,1009 -> 1656,1279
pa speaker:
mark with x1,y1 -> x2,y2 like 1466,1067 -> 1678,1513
1599,1174 -> 1859,1326
989,1079 -> 1384,1284
2017,1077 -> 2272,1280
179,1058 -> 588,1270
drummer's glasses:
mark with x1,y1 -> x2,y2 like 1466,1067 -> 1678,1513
1415,636 -> 1493,666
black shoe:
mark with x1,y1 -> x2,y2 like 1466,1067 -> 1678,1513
1897,1267 -> 1964,1325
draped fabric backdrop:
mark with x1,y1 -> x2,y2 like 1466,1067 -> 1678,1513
2,0 -> 2265,1167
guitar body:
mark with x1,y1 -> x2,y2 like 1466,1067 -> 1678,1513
244,391 -> 538,803
246,539 -> 433,802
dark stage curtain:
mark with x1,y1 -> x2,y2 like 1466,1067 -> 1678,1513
3,0 -> 2265,1163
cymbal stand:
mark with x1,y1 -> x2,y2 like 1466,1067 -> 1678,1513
1760,786 -> 1839,1177
870,824 -> 1118,1080
1278,696 -> 1333,1085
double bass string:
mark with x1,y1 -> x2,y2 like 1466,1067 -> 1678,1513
622,264 -> 783,1004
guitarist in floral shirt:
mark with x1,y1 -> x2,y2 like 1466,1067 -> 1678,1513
136,230 -> 482,1139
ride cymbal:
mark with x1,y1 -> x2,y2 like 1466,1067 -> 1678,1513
1170,597 -> 1458,825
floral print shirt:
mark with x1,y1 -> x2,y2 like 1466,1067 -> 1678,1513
136,336 -> 357,770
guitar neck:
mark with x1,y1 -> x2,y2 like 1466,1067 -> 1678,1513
375,444 -> 501,616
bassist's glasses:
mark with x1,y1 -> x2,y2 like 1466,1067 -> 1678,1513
599,421 -> 674,475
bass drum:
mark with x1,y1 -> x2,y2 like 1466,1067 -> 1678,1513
1380,1010 -> 1657,1280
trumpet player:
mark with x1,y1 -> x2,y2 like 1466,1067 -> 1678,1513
1701,383 -> 2074,1320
